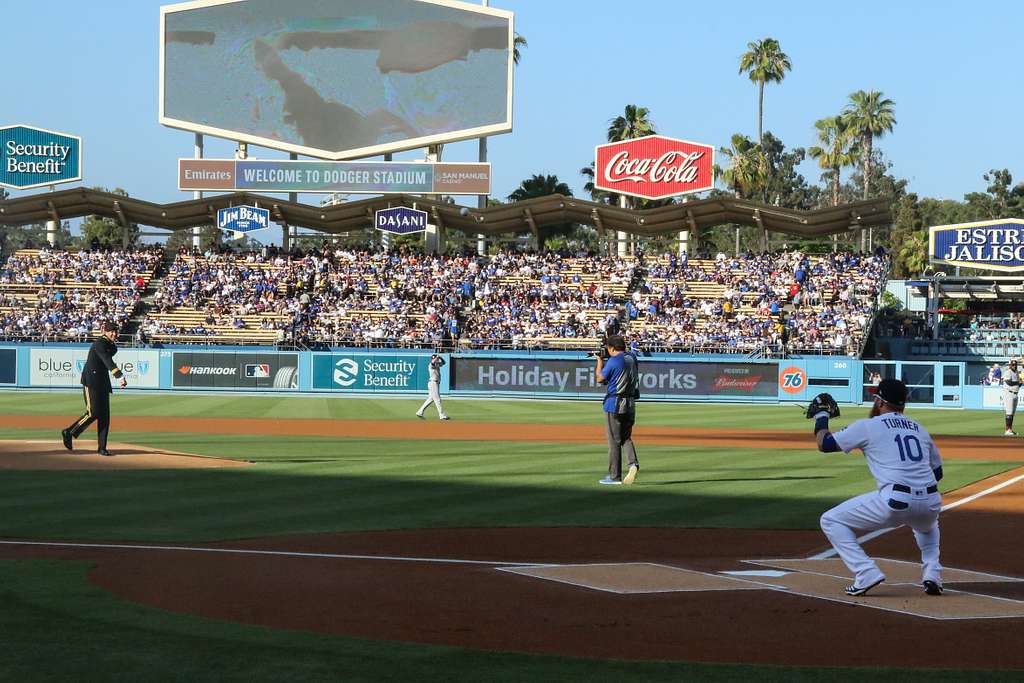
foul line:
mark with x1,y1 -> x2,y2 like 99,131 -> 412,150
0,540 -> 553,567
810,471 -> 1024,560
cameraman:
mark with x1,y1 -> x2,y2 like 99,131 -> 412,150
595,335 -> 640,485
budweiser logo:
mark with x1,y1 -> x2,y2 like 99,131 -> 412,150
713,375 -> 762,391
603,150 -> 705,185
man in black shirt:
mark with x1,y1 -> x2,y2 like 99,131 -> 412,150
62,321 -> 127,455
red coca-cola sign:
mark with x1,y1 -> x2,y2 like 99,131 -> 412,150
594,135 -> 715,200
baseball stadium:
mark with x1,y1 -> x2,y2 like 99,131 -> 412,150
2,1 -> 1024,680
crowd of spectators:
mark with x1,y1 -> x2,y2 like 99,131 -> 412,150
149,246 -> 635,348
0,243 -> 890,355
629,250 -> 889,354
0,247 -> 159,341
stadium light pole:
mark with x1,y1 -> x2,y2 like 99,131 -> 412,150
286,152 -> 297,253
477,0 -> 490,257
193,133 -> 203,250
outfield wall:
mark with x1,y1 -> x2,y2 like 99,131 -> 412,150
0,343 -> 990,409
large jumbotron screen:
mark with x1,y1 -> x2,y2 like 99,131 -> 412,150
160,0 -> 514,160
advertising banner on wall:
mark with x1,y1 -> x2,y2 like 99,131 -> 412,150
452,358 -> 776,397
929,218 -> 1024,272
29,349 -> 160,388
172,352 -> 299,389
312,353 -> 431,392
179,159 -> 491,195
0,348 -> 16,385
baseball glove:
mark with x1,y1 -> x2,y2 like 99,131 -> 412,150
805,392 -> 840,420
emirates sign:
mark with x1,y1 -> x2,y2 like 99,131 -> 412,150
594,135 -> 715,200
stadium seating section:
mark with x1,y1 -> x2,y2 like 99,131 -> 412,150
0,246 -> 890,355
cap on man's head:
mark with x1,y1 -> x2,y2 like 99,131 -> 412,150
876,378 -> 908,408
101,321 -> 119,333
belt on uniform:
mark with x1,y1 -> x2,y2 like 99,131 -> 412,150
892,483 -> 938,494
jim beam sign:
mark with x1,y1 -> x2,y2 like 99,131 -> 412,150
930,219 -> 1024,272
594,135 -> 715,200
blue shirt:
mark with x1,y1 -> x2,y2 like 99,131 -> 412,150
601,352 -> 639,413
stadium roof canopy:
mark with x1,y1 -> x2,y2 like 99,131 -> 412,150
909,276 -> 1024,300
0,187 -> 891,238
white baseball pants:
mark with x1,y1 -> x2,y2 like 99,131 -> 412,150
417,381 -> 447,419
1004,391 -> 1018,416
820,484 -> 941,587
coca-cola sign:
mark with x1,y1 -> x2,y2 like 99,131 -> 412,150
595,135 -> 715,200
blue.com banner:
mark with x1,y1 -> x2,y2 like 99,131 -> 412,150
930,219 -> 1024,272
312,353 -> 431,392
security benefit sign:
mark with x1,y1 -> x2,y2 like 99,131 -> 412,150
217,205 -> 272,240
0,125 -> 83,190
452,358 -> 777,397
173,352 -> 299,389
29,349 -> 160,388
375,207 -> 428,235
312,353 -> 431,392
930,219 -> 1024,272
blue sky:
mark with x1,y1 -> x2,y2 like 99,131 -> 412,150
3,0 -> 1021,216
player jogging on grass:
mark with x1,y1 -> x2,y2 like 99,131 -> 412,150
1002,359 -> 1020,436
807,379 -> 944,597
416,353 -> 449,421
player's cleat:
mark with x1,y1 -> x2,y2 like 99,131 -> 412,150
415,413 -> 425,419
61,429 -> 73,451
622,464 -> 639,485
844,577 -> 884,596
440,416 -> 451,420
598,476 -> 622,486
923,580 -> 943,596
98,449 -> 114,457
1004,430 -> 1017,436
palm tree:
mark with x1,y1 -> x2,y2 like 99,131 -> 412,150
718,134 -> 768,200
808,116 -> 856,207
842,90 -> 896,200
580,161 -> 611,203
738,38 -> 791,144
513,33 -> 527,65
897,231 -> 928,275
607,104 -> 656,144
508,174 -> 573,248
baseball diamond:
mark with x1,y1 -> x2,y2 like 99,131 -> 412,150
5,0 -> 1024,680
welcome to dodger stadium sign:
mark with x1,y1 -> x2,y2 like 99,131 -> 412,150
930,219 -> 1024,272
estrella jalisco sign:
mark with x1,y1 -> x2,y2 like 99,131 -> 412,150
375,206 -> 429,235
0,125 -> 82,190
929,219 -> 1024,272
217,205 -> 271,234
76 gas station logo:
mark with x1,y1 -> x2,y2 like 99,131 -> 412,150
779,366 -> 807,395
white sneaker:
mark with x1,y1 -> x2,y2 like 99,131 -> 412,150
415,413 -> 425,419
622,464 -> 639,486
440,416 -> 450,420
1005,429 -> 1017,436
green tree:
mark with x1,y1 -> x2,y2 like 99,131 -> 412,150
738,38 -> 791,144
80,187 -> 139,248
808,115 -> 856,206
164,225 -> 221,253
761,132 -> 818,209
717,134 -> 768,200
897,230 -> 928,276
507,174 -> 574,248
513,33 -> 527,65
842,90 -> 896,200
964,169 -> 1024,219
607,104 -> 656,143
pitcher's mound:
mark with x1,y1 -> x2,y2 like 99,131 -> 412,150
0,440 -> 248,470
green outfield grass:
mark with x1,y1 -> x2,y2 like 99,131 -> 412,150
1,392 -> 1020,681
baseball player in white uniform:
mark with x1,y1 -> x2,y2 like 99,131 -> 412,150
1002,359 -> 1020,436
416,354 -> 449,420
808,379 -> 944,597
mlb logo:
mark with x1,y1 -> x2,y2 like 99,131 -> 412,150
245,364 -> 270,379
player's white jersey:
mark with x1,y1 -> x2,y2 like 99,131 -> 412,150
833,413 -> 942,490
1003,367 -> 1021,395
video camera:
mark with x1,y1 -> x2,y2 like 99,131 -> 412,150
587,336 -> 611,360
